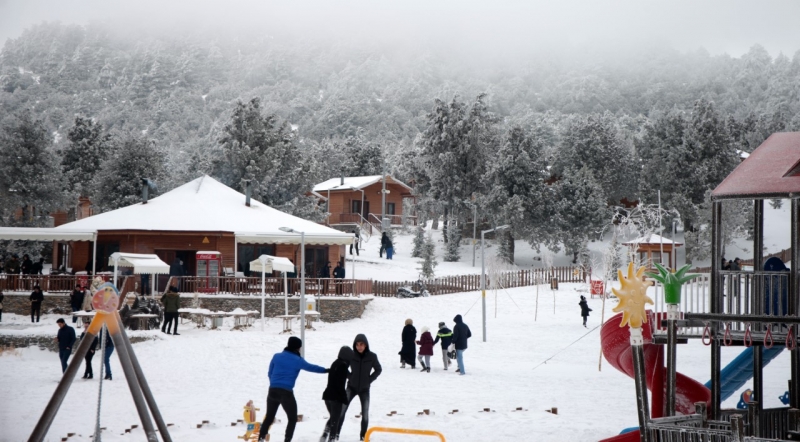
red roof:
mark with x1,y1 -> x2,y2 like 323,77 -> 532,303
712,132 -> 800,199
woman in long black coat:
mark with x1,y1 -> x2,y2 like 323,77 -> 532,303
399,318 -> 417,368
579,295 -> 592,328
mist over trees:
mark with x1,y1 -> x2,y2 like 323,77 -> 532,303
1,21 -> 798,261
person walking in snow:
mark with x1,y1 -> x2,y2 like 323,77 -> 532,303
258,336 -> 328,442
161,285 -> 181,335
55,318 -> 76,373
319,345 -> 354,442
102,328 -> 114,380
380,232 -> 393,259
30,285 -> 44,323
350,228 -> 360,256
579,295 -> 592,327
433,321 -> 453,370
416,326 -> 434,372
80,329 -> 99,379
338,334 -> 382,441
399,318 -> 417,368
451,314 -> 471,375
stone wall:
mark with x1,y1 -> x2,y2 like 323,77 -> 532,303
0,293 -> 373,323
0,334 -> 152,352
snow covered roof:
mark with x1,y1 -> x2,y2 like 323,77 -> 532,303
313,175 -> 412,193
0,227 -> 95,242
56,175 -> 353,246
623,234 -> 683,246
108,252 -> 170,274
713,132 -> 800,199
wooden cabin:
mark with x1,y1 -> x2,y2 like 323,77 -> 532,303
49,176 -> 353,286
313,175 -> 415,231
623,233 -> 683,271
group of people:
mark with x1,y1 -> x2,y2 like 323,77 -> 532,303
721,257 -> 742,271
1,253 -> 45,275
54,317 -> 115,380
258,334 -> 382,442
319,261 -> 347,294
399,315 -> 471,375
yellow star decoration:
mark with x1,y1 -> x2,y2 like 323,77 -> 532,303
612,262 -> 654,329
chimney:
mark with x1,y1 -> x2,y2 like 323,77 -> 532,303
140,178 -> 149,204
245,180 -> 251,207
340,174 -> 345,186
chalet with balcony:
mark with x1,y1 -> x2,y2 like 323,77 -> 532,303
313,175 -> 415,233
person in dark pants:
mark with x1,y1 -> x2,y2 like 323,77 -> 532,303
55,318 -> 76,374
380,233 -> 393,259
350,229 -> 360,256
338,334 -> 382,441
103,329 -> 115,380
452,314 -> 472,375
80,329 -> 99,379
579,295 -> 592,327
20,254 -> 33,275
140,274 -> 150,296
333,261 -> 345,295
30,285 -> 44,322
319,345 -> 354,442
70,285 -> 85,324
31,257 -> 44,275
433,321 -> 453,370
399,318 -> 416,368
258,336 -> 327,442
161,285 -> 181,335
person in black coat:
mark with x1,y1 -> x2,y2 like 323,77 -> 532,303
320,345 -> 354,442
30,285 -> 44,322
338,334 -> 382,441
398,318 -> 417,368
55,318 -> 76,373
80,330 -> 99,379
433,321 -> 453,370
70,285 -> 85,324
452,314 -> 471,375
31,257 -> 44,275
20,254 -> 33,275
333,262 -> 346,295
579,295 -> 592,327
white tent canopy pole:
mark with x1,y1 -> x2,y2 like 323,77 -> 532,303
249,255 -> 295,331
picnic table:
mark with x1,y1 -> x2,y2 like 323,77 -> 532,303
277,315 -> 299,334
303,311 -> 321,330
178,308 -> 211,327
205,312 -> 228,329
230,310 -> 258,328
129,313 -> 159,330
72,311 -> 96,328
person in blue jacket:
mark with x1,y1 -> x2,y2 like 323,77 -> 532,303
55,318 -> 76,373
259,336 -> 328,442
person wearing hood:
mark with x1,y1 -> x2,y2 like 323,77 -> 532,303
319,346 -> 354,442
398,319 -> 416,369
416,326 -> 434,372
258,336 -> 328,442
433,321 -> 453,370
579,295 -> 592,327
451,314 -> 472,375
338,334 -> 382,441
161,285 -> 181,335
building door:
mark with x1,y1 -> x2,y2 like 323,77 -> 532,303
363,201 -> 370,219
304,246 -> 328,278
154,250 -> 195,292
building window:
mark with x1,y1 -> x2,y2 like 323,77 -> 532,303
238,244 -> 276,276
352,200 -> 361,214
386,202 -> 395,215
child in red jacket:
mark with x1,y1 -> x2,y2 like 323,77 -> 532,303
416,326 -> 434,373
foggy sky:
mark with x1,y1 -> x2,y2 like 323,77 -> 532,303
1,0 -> 800,58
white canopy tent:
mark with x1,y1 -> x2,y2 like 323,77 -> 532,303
108,252 -> 171,292
0,227 -> 98,276
249,255 -> 296,330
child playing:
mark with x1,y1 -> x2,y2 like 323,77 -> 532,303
579,295 -> 592,327
319,346 -> 353,442
416,326 -> 434,372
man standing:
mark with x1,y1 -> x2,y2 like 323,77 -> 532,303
338,334 -> 382,441
20,254 -> 33,274
4,254 -> 20,274
333,261 -> 345,295
433,321 -> 453,370
70,285 -> 85,324
30,285 -> 44,322
451,314 -> 472,375
55,318 -> 76,373
350,228 -> 360,256
258,337 -> 327,442
161,286 -> 181,335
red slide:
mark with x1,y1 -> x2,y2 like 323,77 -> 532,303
599,311 -> 710,442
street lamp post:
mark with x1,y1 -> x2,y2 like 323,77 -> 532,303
481,225 -> 509,342
279,227 -> 306,357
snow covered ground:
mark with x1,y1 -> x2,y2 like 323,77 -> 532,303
0,280 -> 793,442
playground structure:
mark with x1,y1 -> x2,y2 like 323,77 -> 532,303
364,427 -> 446,441
600,132 -> 800,442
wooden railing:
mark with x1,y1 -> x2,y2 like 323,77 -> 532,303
170,276 -> 372,297
691,247 -> 793,273
371,267 -> 586,297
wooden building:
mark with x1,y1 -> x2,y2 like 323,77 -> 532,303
313,175 -> 415,231
50,175 -> 353,284
623,233 -> 683,271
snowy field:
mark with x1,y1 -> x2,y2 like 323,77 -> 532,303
0,202 -> 793,442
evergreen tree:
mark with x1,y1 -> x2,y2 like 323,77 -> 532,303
444,219 -> 461,262
552,167 -> 609,263
497,229 -> 515,265
95,135 -> 167,212
0,110 -> 66,222
411,224 -> 425,258
61,116 -> 111,198
418,233 -> 437,278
